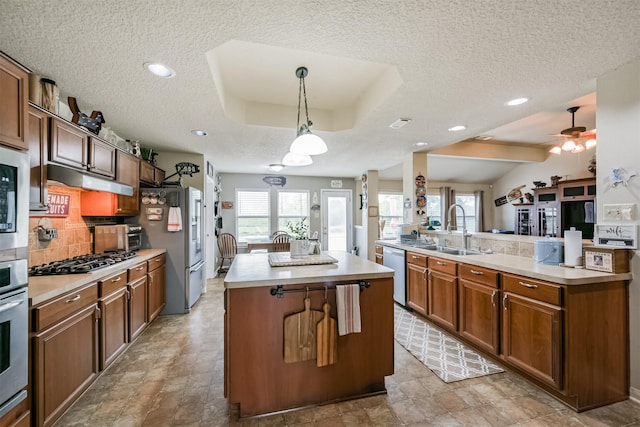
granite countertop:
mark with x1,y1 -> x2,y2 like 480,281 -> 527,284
224,250 -> 393,289
376,240 -> 632,285
28,249 -> 167,305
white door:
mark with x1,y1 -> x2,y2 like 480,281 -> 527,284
321,190 -> 352,252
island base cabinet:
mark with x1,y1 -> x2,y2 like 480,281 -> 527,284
225,278 -> 394,417
502,292 -> 563,390
33,304 -> 99,427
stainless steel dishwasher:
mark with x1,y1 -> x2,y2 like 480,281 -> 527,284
382,246 -> 406,306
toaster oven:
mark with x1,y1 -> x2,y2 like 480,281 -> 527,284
94,224 -> 142,253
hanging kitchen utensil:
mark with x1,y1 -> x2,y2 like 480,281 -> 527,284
316,298 -> 338,367
283,291 -> 323,363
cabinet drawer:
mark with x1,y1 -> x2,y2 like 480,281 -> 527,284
128,261 -> 148,282
148,253 -> 166,272
375,245 -> 383,254
459,264 -> 498,288
33,283 -> 98,331
428,256 -> 457,276
407,252 -> 427,268
502,273 -> 562,306
99,271 -> 128,297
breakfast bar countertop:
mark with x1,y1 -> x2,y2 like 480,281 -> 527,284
224,250 -> 394,289
28,249 -> 167,305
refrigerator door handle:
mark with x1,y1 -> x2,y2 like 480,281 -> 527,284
189,260 -> 206,273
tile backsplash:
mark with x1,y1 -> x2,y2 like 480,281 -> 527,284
28,185 -> 114,267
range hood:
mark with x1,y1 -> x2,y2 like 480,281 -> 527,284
47,164 -> 134,196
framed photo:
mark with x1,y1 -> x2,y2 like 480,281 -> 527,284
368,206 -> 378,217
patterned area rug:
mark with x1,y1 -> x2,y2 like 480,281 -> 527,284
394,304 -> 504,383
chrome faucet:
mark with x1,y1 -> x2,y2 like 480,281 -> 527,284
447,203 -> 470,250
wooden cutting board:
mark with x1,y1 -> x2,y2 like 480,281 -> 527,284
316,302 -> 337,367
283,297 -> 323,363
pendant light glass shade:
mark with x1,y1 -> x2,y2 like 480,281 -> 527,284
290,132 -> 327,155
282,151 -> 313,166
585,138 -> 597,149
289,66 -> 327,156
549,146 -> 562,155
562,139 -> 577,151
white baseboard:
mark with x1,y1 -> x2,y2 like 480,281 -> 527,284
631,386 -> 640,404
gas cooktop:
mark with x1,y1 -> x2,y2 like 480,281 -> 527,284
29,251 -> 138,276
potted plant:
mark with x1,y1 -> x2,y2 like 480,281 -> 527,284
287,217 -> 310,258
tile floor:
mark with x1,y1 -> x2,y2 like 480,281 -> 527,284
56,278 -> 640,426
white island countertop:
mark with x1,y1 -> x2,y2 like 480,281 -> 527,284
224,250 -> 393,289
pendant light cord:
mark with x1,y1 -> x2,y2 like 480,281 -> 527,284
297,77 -> 303,134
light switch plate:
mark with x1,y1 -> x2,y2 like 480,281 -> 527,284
603,203 -> 635,221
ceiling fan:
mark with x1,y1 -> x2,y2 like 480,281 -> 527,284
549,106 -> 597,154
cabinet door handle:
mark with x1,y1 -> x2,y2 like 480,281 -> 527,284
412,255 -> 419,259
66,295 -> 81,303
125,289 -> 131,300
111,277 -> 122,283
136,267 -> 144,271
502,294 -> 508,310
470,269 -> 483,275
518,281 -> 538,289
491,290 -> 497,307
436,261 -> 446,266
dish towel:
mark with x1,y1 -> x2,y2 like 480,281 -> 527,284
336,284 -> 361,336
167,207 -> 182,232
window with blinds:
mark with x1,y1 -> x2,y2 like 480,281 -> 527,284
236,189 -> 270,239
277,190 -> 309,233
378,193 -> 403,239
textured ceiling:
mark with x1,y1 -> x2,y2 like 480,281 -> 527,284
1,1 -> 639,182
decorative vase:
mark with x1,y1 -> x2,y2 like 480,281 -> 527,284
290,239 -> 310,258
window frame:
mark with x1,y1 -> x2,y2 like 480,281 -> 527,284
378,192 -> 404,239
235,188 -> 271,240
277,189 -> 310,234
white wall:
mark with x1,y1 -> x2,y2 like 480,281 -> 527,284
492,154 -> 593,230
597,58 -> 640,400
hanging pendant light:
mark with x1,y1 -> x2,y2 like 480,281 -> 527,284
282,151 -> 313,166
289,67 -> 328,156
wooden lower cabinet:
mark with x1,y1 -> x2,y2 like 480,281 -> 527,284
33,303 -> 99,427
406,252 -> 427,316
99,287 -> 129,370
147,255 -> 166,321
502,291 -> 562,389
458,264 -> 500,355
128,276 -> 148,341
426,257 -> 457,332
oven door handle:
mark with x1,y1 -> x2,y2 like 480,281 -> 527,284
0,298 -> 24,314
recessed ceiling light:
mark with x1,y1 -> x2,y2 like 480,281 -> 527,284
191,130 -> 207,136
448,125 -> 466,132
506,97 -> 529,106
144,62 -> 176,78
414,141 -> 428,147
389,118 -> 411,129
268,163 -> 285,172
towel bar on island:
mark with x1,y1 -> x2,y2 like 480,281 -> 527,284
270,281 -> 370,298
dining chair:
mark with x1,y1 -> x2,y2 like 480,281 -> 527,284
271,232 -> 290,252
217,233 -> 237,275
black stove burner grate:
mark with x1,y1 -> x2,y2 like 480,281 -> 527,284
29,251 -> 138,276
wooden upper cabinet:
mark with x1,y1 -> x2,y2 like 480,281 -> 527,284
28,104 -> 50,212
49,117 -> 116,178
140,160 -> 165,186
88,137 -> 116,178
115,150 -> 140,215
50,118 -> 89,169
0,52 -> 29,150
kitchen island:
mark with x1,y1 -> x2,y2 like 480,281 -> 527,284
224,251 -> 394,418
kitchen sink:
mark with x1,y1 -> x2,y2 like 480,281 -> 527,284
411,243 -> 484,256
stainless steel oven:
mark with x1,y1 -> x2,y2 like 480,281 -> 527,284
0,146 -> 29,252
0,259 -> 28,418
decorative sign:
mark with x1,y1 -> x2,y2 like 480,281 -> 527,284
594,224 -> 638,249
221,201 -> 233,209
584,250 -> 614,272
262,175 -> 286,187
46,192 -> 71,216
331,180 -> 343,188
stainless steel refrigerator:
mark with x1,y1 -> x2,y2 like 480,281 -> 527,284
131,187 -> 205,314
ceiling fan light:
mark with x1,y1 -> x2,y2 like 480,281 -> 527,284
572,144 -> 585,153
562,140 -> 577,151
282,151 -> 313,166
290,132 -> 327,155
549,146 -> 562,155
585,138 -> 597,149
